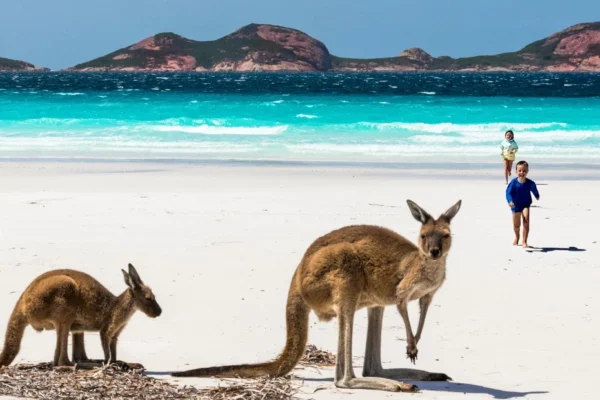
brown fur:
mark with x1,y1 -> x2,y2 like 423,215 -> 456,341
0,263 -> 161,367
172,200 -> 461,392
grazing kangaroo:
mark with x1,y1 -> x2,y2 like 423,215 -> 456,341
172,200 -> 461,392
0,263 -> 162,367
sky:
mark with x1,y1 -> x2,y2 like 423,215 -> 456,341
1,0 -> 599,70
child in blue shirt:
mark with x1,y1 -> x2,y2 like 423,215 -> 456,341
506,160 -> 540,248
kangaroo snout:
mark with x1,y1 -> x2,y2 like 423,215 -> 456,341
429,248 -> 441,258
153,305 -> 162,318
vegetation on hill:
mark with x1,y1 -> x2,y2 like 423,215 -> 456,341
333,22 -> 600,71
0,57 -> 48,71
72,24 -> 330,71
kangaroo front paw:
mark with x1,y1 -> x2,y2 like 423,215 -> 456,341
406,343 -> 418,364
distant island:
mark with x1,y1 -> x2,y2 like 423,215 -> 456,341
2,22 -> 600,72
0,56 -> 49,72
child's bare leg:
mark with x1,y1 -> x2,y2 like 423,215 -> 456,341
507,160 -> 513,176
512,212 -> 521,245
503,160 -> 509,184
521,208 -> 530,248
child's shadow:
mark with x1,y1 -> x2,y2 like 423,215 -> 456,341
526,246 -> 586,253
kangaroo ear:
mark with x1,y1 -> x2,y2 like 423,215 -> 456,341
122,269 -> 135,290
440,200 -> 462,222
407,200 -> 432,224
128,263 -> 143,286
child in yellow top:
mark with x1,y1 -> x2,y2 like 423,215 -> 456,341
500,130 -> 518,184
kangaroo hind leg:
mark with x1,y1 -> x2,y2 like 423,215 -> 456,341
54,322 -> 74,367
334,297 -> 416,392
72,333 -> 90,363
362,307 -> 450,381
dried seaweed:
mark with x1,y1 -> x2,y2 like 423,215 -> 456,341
300,344 -> 336,366
197,376 -> 300,400
0,363 -> 302,399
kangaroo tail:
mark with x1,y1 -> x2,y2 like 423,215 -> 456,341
172,273 -> 310,378
0,301 -> 28,367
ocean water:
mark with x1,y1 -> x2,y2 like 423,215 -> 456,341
1,72 -> 600,164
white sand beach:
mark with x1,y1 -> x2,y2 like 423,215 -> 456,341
0,161 -> 598,399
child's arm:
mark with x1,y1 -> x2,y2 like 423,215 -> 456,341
512,141 -> 518,153
506,180 -> 515,206
531,181 -> 540,200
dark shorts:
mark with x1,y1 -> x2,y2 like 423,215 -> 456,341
511,204 -> 530,213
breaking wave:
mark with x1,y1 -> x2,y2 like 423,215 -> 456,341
152,125 -> 288,135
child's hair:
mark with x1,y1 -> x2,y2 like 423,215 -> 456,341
505,130 -> 514,139
516,160 -> 529,170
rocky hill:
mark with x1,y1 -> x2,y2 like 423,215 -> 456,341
433,22 -> 600,72
67,21 -> 600,72
0,57 -> 49,72
69,24 -> 330,72
333,22 -> 600,72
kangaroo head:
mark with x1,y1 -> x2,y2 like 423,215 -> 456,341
122,263 -> 162,318
407,200 -> 462,260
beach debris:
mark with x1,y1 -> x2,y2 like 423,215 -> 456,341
0,362 -> 303,399
300,344 -> 336,366
0,362 -> 199,399
197,376 -> 301,400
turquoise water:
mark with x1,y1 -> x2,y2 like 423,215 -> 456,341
1,72 -> 600,163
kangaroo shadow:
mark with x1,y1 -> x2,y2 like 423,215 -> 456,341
149,371 -> 548,398
526,246 -> 586,253
145,370 -> 176,376
299,377 -> 547,399
414,381 -> 547,399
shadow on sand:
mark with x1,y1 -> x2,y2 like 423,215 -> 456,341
414,381 -> 547,399
145,370 -> 175,376
298,377 -> 547,399
526,246 -> 586,253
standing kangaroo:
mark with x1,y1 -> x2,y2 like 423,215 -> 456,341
172,200 -> 461,392
0,263 -> 162,367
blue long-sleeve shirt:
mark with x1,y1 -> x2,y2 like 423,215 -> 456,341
506,178 -> 540,206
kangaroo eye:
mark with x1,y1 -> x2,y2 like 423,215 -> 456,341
420,234 -> 426,239
443,234 -> 450,238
